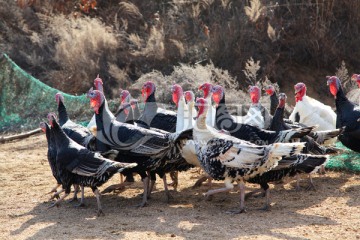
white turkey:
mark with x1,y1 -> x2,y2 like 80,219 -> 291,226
193,97 -> 305,213
289,82 -> 337,144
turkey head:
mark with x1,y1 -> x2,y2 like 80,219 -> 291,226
171,84 -> 183,107
294,82 -> 306,102
211,85 -> 224,106
199,83 -> 213,99
141,81 -> 155,102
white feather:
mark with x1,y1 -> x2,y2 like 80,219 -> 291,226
289,96 -> 337,145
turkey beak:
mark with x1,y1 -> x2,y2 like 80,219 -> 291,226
326,80 -> 331,86
357,118 -> 360,122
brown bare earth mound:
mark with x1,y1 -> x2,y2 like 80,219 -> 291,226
0,134 -> 359,239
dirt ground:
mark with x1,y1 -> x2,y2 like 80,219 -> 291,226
0,134 -> 359,240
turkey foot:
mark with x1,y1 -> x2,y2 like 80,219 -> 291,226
192,175 -> 209,188
101,183 -> 128,194
226,208 -> 247,214
167,171 -> 178,191
97,209 -> 105,217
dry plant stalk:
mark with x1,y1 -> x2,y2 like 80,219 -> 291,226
243,57 -> 261,85
244,0 -> 265,23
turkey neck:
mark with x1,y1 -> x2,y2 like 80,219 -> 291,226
51,120 -> 71,148
176,97 -> 185,132
269,92 -> 279,116
144,92 -> 158,110
187,101 -> 194,128
133,103 -> 141,119
95,98 -> 115,130
214,92 -> 234,129
335,85 -> 351,108
270,101 -> 289,131
58,100 -> 69,126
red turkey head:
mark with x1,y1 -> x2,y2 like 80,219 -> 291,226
278,93 -> 287,108
211,85 -> 224,106
184,90 -> 195,104
171,84 -> 183,107
265,85 -> 275,96
199,83 -> 213,98
47,112 -> 57,128
294,82 -> 307,102
141,81 -> 156,102
55,93 -> 64,106
87,88 -> 104,114
326,76 -> 340,98
195,98 -> 208,119
119,89 -> 130,104
130,99 -> 138,109
351,74 -> 360,88
39,122 -> 47,133
248,85 -> 261,104
94,74 -> 104,92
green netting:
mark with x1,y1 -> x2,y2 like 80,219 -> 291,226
0,53 -> 93,132
327,141 -> 360,172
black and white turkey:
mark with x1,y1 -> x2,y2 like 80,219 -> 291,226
47,113 -> 137,216
193,98 -> 306,213
210,85 -> 314,145
87,89 -> 195,205
327,76 -> 360,153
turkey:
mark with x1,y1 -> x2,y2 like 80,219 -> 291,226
87,89 -> 194,204
87,75 -> 104,130
327,76 -> 360,152
55,93 -> 97,151
171,84 -> 189,132
245,85 -> 272,129
47,113 -> 137,216
199,82 -> 216,127
138,81 -> 177,132
211,85 -> 314,145
270,93 -> 341,155
193,98 -> 306,213
264,85 -> 279,116
289,82 -> 337,144
115,89 -> 141,123
114,102 -> 131,123
40,122 -> 84,202
39,122 -> 61,195
269,92 -> 341,183
265,84 -> 291,117
246,153 -> 328,210
264,85 -> 341,143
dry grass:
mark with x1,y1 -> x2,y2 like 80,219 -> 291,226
3,0 -> 360,108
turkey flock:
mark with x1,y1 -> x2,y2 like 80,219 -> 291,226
39,74 -> 360,216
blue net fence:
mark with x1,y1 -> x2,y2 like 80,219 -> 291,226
0,53 -> 95,132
